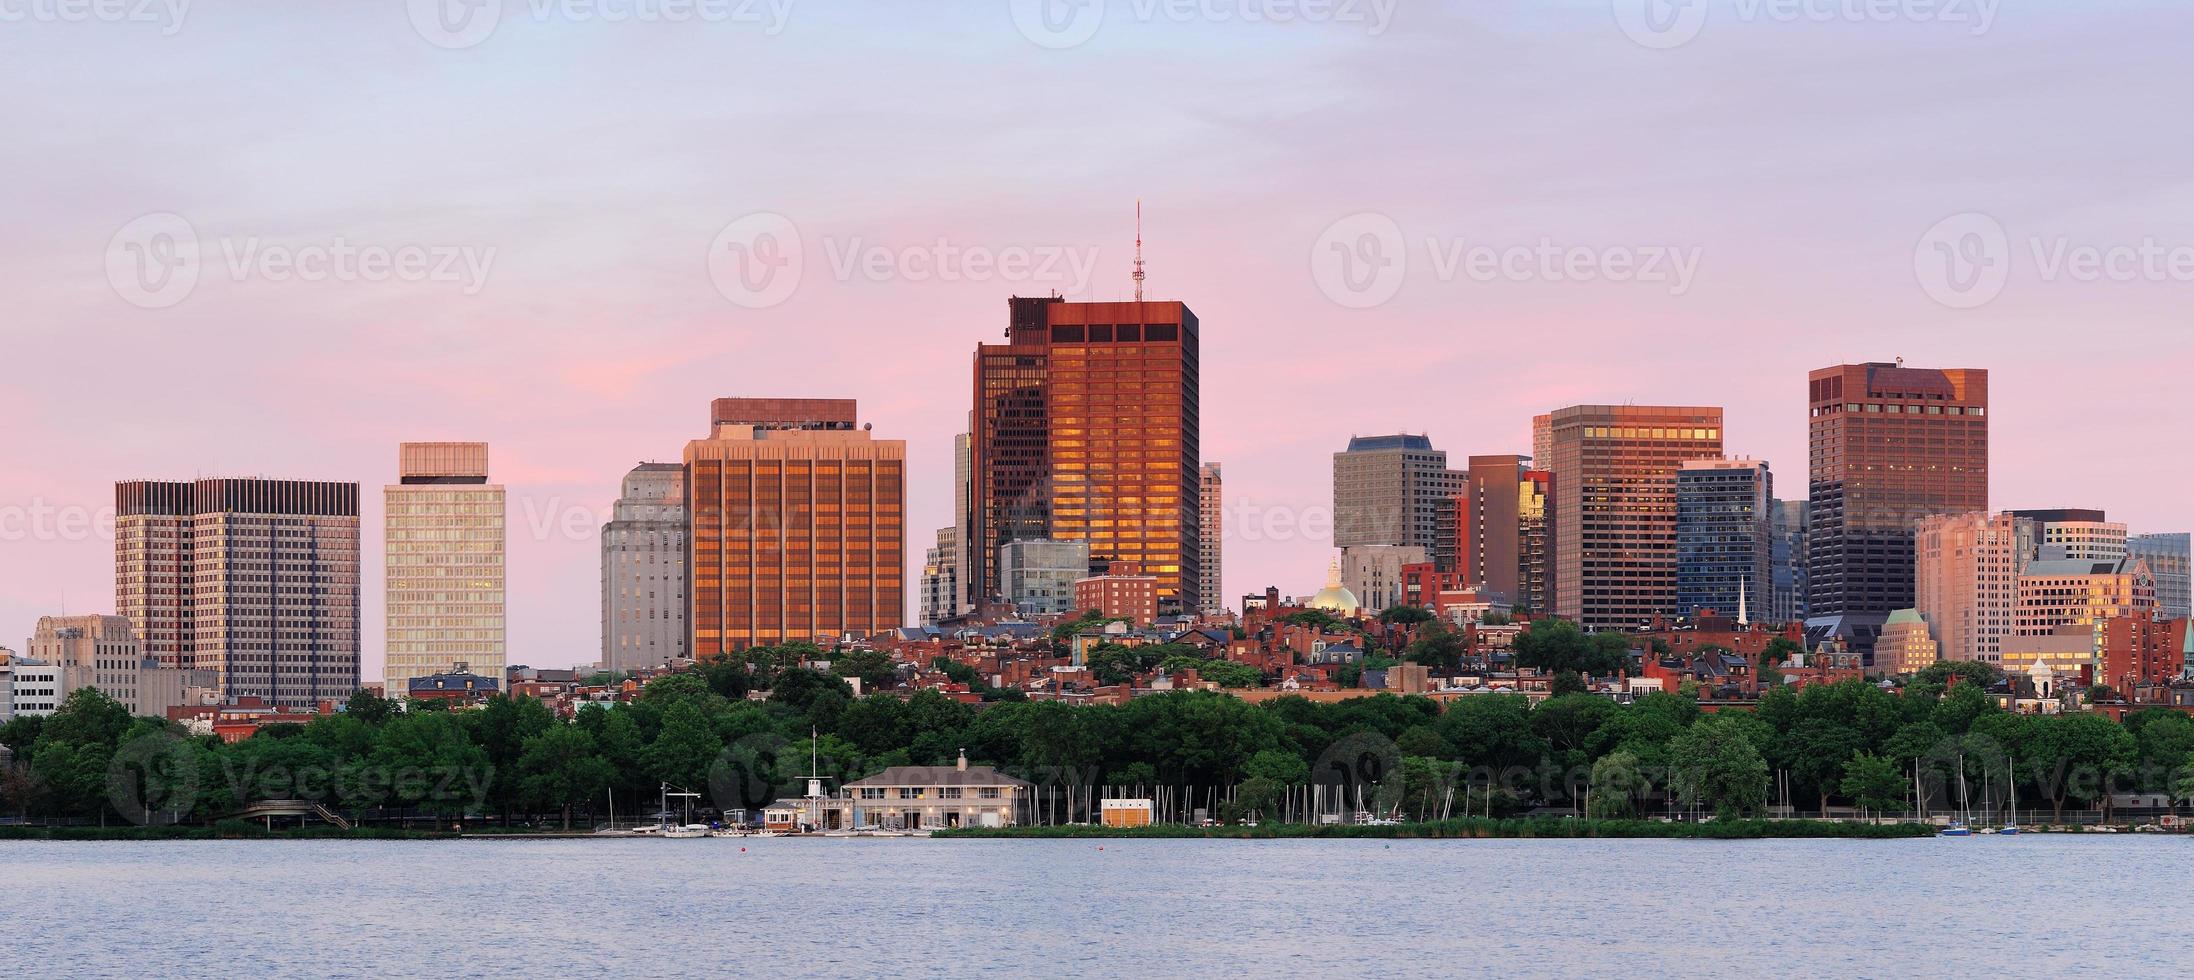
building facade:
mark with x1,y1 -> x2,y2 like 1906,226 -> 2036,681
385,442 -> 507,696
2099,612 -> 2189,691
1452,455 -> 1550,611
1675,458 -> 1773,624
1340,545 -> 1428,614
1199,462 -> 1224,613
1545,405 -> 1725,631
2010,509 -> 2126,562
1915,511 -> 2034,665
20,615 -> 208,717
1806,363 -> 1988,655
116,479 -> 361,706
1075,560 -> 1160,627
2015,558 -> 2156,639
686,398 -> 906,657
602,462 -> 688,672
1333,435 -> 1463,553
969,297 -> 1201,614
1877,608 -> 1940,676
2128,532 -> 2190,620
918,532 -> 959,627
1772,499 -> 1809,627
1000,538 -> 1091,618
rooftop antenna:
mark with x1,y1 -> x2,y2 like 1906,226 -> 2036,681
1132,199 -> 1146,303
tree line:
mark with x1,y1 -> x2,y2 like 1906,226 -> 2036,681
4,653 -> 2191,828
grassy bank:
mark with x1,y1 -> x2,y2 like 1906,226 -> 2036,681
0,823 -> 450,842
936,817 -> 1938,841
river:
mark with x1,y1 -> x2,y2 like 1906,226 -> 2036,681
2,836 -> 2186,977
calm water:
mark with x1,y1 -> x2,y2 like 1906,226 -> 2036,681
2,836 -> 2188,977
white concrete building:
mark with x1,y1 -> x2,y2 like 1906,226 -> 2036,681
601,462 -> 687,672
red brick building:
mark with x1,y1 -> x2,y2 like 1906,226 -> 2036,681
1076,561 -> 1159,626
2100,612 -> 2190,691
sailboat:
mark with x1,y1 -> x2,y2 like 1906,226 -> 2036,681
1940,759 -> 1972,837
657,782 -> 708,838
2000,756 -> 2021,835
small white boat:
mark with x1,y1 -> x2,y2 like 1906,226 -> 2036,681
666,824 -> 710,839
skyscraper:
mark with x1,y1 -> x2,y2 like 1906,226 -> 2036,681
1807,362 -> 1988,655
116,478 -> 360,706
602,462 -> 688,672
1772,499 -> 1810,626
1544,405 -> 1725,631
1915,511 -> 2034,664
1453,455 -> 1540,606
385,443 -> 507,695
1333,435 -> 1464,552
919,527 -> 960,626
969,297 -> 1201,613
1199,462 -> 1224,613
1676,458 -> 1773,624
951,432 -> 973,616
2128,532 -> 2190,620
687,398 -> 905,656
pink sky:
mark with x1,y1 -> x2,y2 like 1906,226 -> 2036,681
3,3 -> 2189,674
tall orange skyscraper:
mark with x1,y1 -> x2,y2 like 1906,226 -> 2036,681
685,398 -> 905,657
969,296 -> 1201,613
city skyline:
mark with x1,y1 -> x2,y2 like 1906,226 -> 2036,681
6,6 -> 2193,678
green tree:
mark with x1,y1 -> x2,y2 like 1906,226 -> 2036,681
1587,750 -> 1646,818
516,724 -> 613,829
829,650 -> 900,692
646,700 -> 726,793
1378,605 -> 1434,626
2026,712 -> 2136,820
1669,716 -> 1769,819
1840,752 -> 1907,819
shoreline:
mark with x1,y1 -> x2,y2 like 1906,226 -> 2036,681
11,818 -> 2178,842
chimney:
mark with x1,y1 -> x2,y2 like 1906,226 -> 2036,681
956,749 -> 968,772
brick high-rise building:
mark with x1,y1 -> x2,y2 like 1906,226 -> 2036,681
1807,363 -> 1989,656
1450,455 -> 1551,612
385,443 -> 506,696
1544,405 -> 1724,631
602,462 -> 687,671
686,398 -> 905,657
2099,611 -> 2189,691
969,297 -> 1201,613
116,478 -> 360,706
